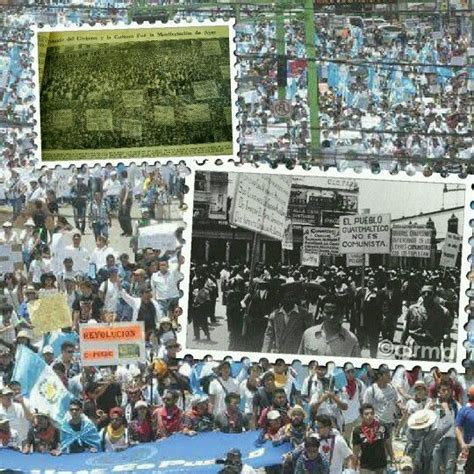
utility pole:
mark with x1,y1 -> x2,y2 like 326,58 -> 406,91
276,0 -> 287,100
304,0 -> 320,154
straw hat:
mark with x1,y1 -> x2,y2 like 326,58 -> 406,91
407,409 -> 437,430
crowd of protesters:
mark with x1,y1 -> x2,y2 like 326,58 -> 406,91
237,13 -> 472,171
189,261 -> 460,363
1,342 -> 474,473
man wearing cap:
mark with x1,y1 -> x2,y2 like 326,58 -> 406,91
298,295 -> 360,358
401,285 -> 451,361
0,414 -> 20,449
456,385 -> 474,473
100,407 -> 129,452
23,412 -> 60,454
262,282 -> 312,354
0,386 -> 33,445
130,268 -> 148,297
41,345 -> 55,365
182,394 -> 214,436
0,221 -> 19,245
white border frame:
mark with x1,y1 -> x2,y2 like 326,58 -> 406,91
180,162 -> 473,372
31,19 -> 239,167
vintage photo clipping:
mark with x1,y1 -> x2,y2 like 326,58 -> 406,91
33,21 -> 236,163
187,167 -> 470,370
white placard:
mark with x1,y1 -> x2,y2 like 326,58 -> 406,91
440,232 -> 462,268
282,220 -> 294,251
339,213 -> 391,255
230,174 -> 292,240
391,227 -> 432,258
303,227 -> 340,257
346,253 -> 364,267
137,223 -> 183,251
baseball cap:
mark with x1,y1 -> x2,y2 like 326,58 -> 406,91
42,345 -> 54,355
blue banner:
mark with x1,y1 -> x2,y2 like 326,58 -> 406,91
0,431 -> 289,473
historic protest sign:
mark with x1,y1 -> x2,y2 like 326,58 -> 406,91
28,293 -> 73,337
282,220 -> 294,250
0,243 -> 22,273
440,232 -> 462,268
36,22 -> 234,162
137,223 -> 183,251
346,253 -> 364,267
79,322 -> 146,366
230,174 -> 292,241
339,213 -> 391,254
303,227 -> 340,261
391,227 -> 432,258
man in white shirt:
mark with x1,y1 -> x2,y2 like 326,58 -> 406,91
150,256 -> 183,316
63,232 -> 91,275
0,386 -> 32,445
312,414 -> 356,474
99,267 -> 121,314
25,179 -> 46,203
0,222 -> 20,244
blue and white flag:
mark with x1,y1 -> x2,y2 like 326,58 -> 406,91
12,345 -> 74,423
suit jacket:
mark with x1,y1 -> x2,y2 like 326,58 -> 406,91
355,287 -> 385,331
261,305 -> 311,354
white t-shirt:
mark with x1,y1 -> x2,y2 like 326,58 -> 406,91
340,380 -> 366,424
64,246 -> 90,274
29,259 -> 51,283
318,431 -> 352,474
209,377 -> 239,417
100,279 -> 120,312
363,383 -> 399,424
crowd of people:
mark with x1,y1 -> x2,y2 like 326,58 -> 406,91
237,12 -> 472,171
1,340 -> 474,473
40,35 -> 233,152
189,262 -> 460,363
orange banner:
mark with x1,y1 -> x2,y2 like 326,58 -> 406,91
81,325 -> 142,342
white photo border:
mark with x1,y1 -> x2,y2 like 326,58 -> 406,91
181,161 -> 473,373
31,18 -> 239,167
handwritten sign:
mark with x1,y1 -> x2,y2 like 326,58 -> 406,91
339,213 -> 391,255
346,253 -> 364,267
79,322 -> 146,366
391,227 -> 432,258
303,227 -> 340,257
230,174 -> 292,241
29,293 -> 73,336
440,233 -> 462,268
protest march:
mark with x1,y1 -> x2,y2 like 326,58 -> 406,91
188,170 -> 465,365
0,2 -> 473,474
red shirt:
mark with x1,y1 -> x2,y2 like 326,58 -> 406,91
153,406 -> 182,438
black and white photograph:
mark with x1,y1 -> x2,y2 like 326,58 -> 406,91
188,169 -> 468,367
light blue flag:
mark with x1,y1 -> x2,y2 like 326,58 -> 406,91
12,345 -> 74,424
41,331 -> 79,358
332,367 -> 348,391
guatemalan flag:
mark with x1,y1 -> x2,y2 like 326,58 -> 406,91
12,345 -> 74,423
